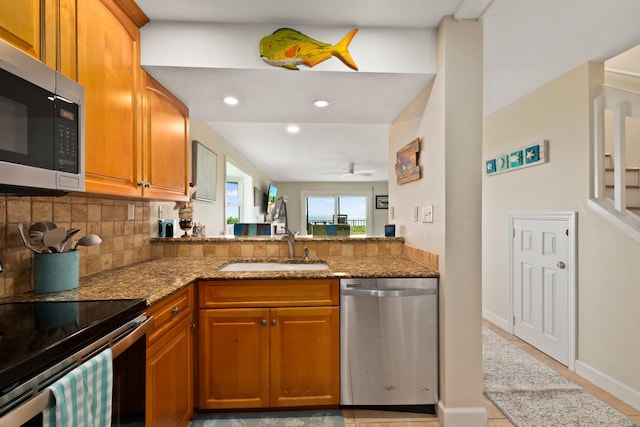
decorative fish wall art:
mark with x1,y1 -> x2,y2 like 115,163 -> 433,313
259,28 -> 359,71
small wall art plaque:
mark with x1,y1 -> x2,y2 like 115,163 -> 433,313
396,138 -> 421,185
485,139 -> 548,176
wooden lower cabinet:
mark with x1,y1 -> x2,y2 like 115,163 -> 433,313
197,279 -> 340,410
269,306 -> 340,408
198,308 -> 270,409
146,285 -> 195,427
147,315 -> 194,427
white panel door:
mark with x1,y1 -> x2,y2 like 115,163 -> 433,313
512,217 -> 570,365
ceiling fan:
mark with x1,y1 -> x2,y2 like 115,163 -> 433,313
322,162 -> 376,178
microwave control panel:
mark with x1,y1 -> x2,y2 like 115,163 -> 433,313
54,100 -> 79,174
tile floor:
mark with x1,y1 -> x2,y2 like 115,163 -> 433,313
341,320 -> 640,426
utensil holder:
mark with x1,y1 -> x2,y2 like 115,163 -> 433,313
34,250 -> 79,293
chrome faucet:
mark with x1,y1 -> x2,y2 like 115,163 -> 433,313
280,226 -> 297,259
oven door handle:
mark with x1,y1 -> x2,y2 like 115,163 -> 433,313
0,314 -> 154,427
112,315 -> 153,358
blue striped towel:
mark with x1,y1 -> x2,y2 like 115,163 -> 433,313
43,348 -> 113,427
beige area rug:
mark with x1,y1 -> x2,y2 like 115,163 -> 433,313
483,327 -> 638,427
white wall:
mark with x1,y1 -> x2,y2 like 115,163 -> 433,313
273,181 -> 388,236
483,62 -> 640,408
390,18 -> 486,426
150,122 -> 272,237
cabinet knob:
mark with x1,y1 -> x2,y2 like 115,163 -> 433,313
171,307 -> 180,314
190,323 -> 197,329
261,319 -> 267,327
271,319 -> 277,326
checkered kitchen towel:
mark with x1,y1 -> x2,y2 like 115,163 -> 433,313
43,348 -> 113,427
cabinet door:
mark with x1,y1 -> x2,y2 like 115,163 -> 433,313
0,0 -> 41,59
141,71 -> 189,201
77,0 -> 142,197
270,306 -> 340,407
146,314 -> 194,427
198,308 -> 270,409
43,0 -> 77,80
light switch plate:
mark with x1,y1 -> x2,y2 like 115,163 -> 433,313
389,206 -> 395,220
128,204 -> 135,220
413,205 -> 419,222
422,205 -> 433,223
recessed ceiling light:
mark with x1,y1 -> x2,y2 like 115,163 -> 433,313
286,125 -> 300,134
313,99 -> 330,108
223,96 -> 238,106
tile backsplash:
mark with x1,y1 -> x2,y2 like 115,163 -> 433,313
0,193 -> 438,298
0,194 -> 151,297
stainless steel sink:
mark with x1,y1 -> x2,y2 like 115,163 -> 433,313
219,262 -> 329,272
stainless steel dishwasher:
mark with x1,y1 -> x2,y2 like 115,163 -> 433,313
340,277 -> 438,406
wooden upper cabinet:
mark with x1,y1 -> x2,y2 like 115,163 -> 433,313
77,0 -> 188,200
0,0 -> 42,59
0,0 -> 78,80
77,0 -> 142,197
44,0 -> 77,80
142,71 -> 189,201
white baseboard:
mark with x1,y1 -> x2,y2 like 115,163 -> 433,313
482,308 -> 510,332
438,401 -> 487,427
575,360 -> 640,411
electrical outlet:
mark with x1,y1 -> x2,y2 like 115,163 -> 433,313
389,206 -> 395,220
413,205 -> 418,222
422,205 -> 433,223
128,204 -> 135,220
158,205 -> 164,218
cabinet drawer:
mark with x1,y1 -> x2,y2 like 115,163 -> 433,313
198,279 -> 339,309
147,285 -> 194,345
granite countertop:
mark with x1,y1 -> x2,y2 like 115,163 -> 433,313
0,256 -> 438,306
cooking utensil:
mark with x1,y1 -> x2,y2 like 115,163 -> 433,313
17,223 -> 42,253
74,234 -> 102,249
61,239 -> 74,253
28,230 -> 46,252
43,221 -> 57,230
61,228 -> 81,245
43,227 -> 67,253
29,230 -> 44,240
29,222 -> 49,235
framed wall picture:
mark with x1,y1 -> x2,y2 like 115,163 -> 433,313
192,140 -> 217,202
376,195 -> 389,209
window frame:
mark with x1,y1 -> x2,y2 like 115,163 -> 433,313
225,177 -> 242,224
300,190 -> 373,236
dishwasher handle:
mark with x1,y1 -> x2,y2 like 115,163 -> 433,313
342,287 -> 436,297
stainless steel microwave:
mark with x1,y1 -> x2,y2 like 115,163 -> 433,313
0,39 -> 84,195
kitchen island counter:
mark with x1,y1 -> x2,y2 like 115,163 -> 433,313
0,255 -> 438,306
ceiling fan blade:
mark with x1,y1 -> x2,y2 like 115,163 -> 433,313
354,169 -> 375,175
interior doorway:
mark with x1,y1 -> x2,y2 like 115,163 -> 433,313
509,212 -> 577,369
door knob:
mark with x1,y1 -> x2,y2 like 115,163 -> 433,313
556,261 -> 566,269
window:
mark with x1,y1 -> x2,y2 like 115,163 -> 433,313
226,180 -> 241,224
303,191 -> 371,236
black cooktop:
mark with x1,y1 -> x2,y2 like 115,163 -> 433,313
0,299 -> 145,394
